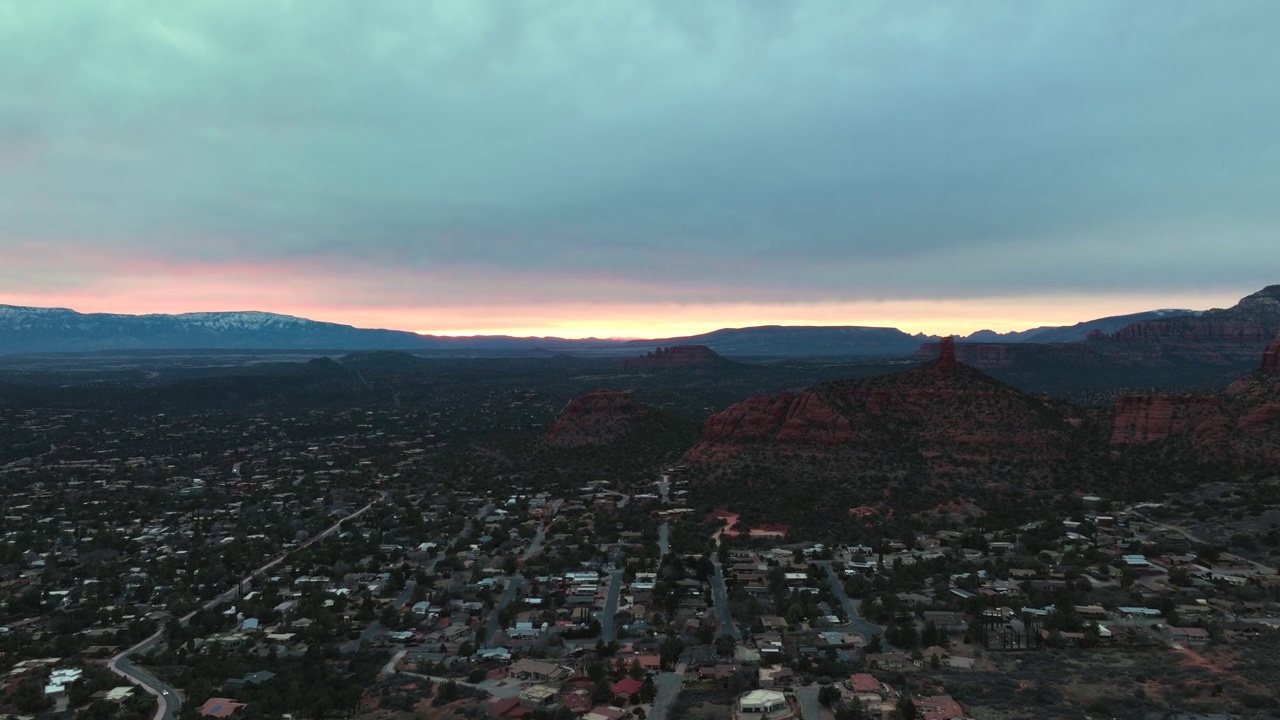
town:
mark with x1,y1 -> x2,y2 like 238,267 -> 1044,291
3,400 -> 1280,720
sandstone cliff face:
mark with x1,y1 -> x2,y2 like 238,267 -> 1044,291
1110,395 -> 1229,445
546,389 -> 651,447
1094,286 -> 1280,363
1262,335 -> 1280,375
620,345 -> 731,369
1111,334 -> 1280,465
916,287 -> 1280,371
687,341 -> 1094,491
915,340 -> 1095,369
1109,320 -> 1273,342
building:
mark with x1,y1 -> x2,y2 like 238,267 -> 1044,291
848,673 -> 882,695
1163,625 -> 1211,644
508,659 -> 570,683
737,689 -> 790,719
198,698 -> 247,718
611,677 -> 643,701
913,694 -> 970,720
518,685 -> 558,709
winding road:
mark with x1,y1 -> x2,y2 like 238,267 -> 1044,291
109,493 -> 385,720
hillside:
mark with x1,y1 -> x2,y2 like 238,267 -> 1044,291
1112,335 -> 1280,466
682,339 -> 1123,534
964,308 -> 1198,344
911,286 -> 1280,402
632,325 -> 937,357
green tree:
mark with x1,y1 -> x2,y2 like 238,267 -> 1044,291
836,701 -> 865,720
591,679 -> 614,705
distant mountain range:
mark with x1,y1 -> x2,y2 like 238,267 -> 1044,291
0,288 -> 1274,357
962,308 -> 1199,343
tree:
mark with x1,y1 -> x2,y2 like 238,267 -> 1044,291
818,684 -> 842,707
591,679 -> 613,705
715,634 -> 737,657
659,635 -> 684,669
434,680 -> 460,706
836,701 -> 865,720
865,630 -> 885,653
14,678 -> 52,714
895,695 -> 917,720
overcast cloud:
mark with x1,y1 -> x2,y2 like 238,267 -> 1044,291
1,1 -> 1278,324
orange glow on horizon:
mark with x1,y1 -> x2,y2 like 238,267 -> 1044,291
0,249 -> 1251,340
0,256 -> 1245,340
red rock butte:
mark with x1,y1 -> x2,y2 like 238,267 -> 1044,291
545,388 -> 652,447
936,336 -> 958,371
620,345 -> 729,369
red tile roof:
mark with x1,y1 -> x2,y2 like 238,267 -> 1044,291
849,673 -> 880,693
611,677 -> 644,697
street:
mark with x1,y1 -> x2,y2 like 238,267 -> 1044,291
647,672 -> 686,720
485,575 -> 524,648
108,492 -> 386,720
816,561 -> 884,644
599,568 -> 625,642
709,558 -> 741,640
794,684 -> 821,720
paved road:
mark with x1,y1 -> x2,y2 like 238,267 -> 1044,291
521,499 -> 563,562
107,633 -> 181,720
343,502 -> 496,654
709,558 -> 741,640
426,503 -> 494,575
816,561 -> 884,644
110,493 -> 385,720
658,522 -> 669,558
1137,514 -> 1277,576
395,580 -> 418,609
648,671 -> 686,720
599,569 -> 625,642
523,525 -> 547,561
485,575 -> 524,648
795,685 -> 821,720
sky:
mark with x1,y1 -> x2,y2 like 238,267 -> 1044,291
2,1 -> 1278,338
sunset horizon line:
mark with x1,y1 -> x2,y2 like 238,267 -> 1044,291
0,287 -> 1252,343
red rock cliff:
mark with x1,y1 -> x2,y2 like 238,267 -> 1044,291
686,353 -> 1092,491
1111,333 -> 1280,464
546,389 -> 651,447
1110,395 -> 1229,445
1262,335 -> 1280,374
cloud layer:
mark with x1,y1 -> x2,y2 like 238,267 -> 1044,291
2,1 -> 1278,331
